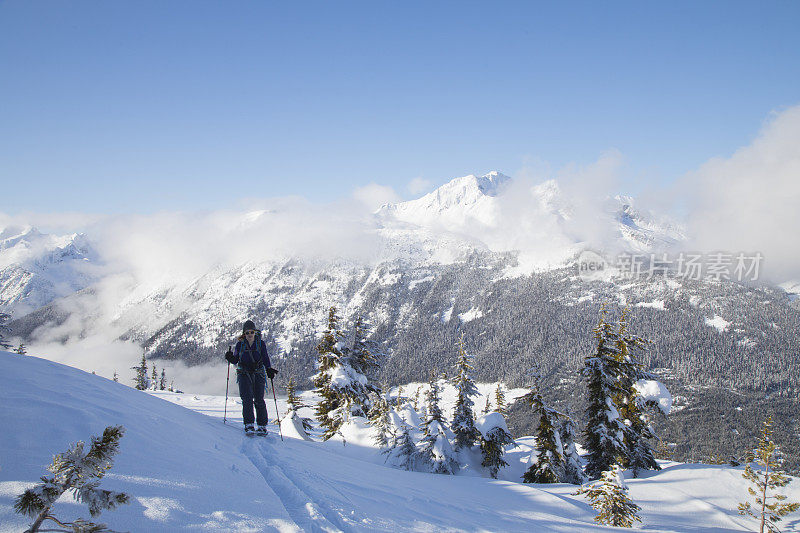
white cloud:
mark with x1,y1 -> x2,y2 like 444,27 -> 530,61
352,183 -> 400,211
678,104 -> 800,282
407,176 -> 432,196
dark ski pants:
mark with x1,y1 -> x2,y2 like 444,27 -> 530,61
237,367 -> 268,427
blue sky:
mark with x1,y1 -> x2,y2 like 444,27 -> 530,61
1,0 -> 798,214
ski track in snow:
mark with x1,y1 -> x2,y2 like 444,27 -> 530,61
242,437 -> 347,532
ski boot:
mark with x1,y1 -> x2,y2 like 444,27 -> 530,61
256,425 -> 268,436
244,424 -> 255,436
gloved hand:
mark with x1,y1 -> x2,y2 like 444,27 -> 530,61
224,347 -> 237,365
266,367 -> 278,379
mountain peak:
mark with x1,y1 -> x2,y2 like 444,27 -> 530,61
376,171 -> 511,229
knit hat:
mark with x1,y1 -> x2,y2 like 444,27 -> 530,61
242,319 -> 257,334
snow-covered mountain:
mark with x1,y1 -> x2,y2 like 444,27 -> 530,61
0,225 -> 100,317
3,352 -> 796,532
3,172 -> 798,398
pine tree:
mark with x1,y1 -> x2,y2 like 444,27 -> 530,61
112,371 -> 119,383
342,315 -> 381,417
159,369 -> 167,391
151,366 -> 158,390
451,334 -> 480,450
389,422 -> 418,471
286,378 -> 313,433
522,380 -> 565,484
313,307 -> 346,440
15,343 -> 27,355
477,412 -> 514,479
13,425 -> 130,533
494,384 -> 507,416
168,380 -> 174,392
0,312 -> 11,349
418,372 -> 457,474
482,394 -> 492,415
738,416 -> 800,533
615,309 -> 660,476
583,307 -> 629,479
559,411 -> 587,485
131,354 -> 148,390
575,466 -> 642,528
369,394 -> 393,449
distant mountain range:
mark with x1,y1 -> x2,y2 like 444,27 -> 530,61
3,172 -> 798,393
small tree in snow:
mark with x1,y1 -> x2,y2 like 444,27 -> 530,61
286,377 -> 313,433
615,309 -> 660,477
522,381 -> 564,484
150,365 -> 158,390
0,312 -> 12,349
131,354 -> 148,390
738,416 -> 799,533
575,466 -> 642,528
16,343 -> 28,355
389,421 -> 418,471
583,306 -> 629,479
451,334 -> 480,451
159,369 -> 167,391
313,307 -> 346,439
370,394 -> 393,449
418,372 -> 457,474
14,425 -> 130,533
477,412 -> 514,479
494,384 -> 507,416
112,371 -> 119,383
559,411 -> 587,485
347,315 -> 382,410
481,394 -> 492,415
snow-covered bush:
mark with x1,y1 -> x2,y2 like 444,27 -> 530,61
476,412 -> 513,479
575,466 -> 641,528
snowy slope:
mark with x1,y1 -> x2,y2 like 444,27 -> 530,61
3,352 -> 798,532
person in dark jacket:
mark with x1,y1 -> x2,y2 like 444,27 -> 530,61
225,320 -> 278,435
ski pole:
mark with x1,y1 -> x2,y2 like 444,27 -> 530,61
223,346 -> 231,424
270,377 -> 283,441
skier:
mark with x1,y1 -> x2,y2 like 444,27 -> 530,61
225,320 -> 279,436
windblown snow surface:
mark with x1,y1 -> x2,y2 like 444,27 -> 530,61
2,353 -> 798,532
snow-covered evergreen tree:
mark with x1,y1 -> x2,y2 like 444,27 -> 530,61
313,307 -> 347,440
15,343 -> 27,355
451,334 -> 479,451
576,466 -> 641,528
389,421 -> 418,471
313,307 -> 377,439
0,312 -> 11,349
476,412 -> 514,479
522,382 -> 564,484
150,365 -> 158,390
738,416 -> 799,533
582,307 -> 629,480
13,425 -> 130,533
559,411 -> 587,485
159,369 -> 167,391
418,372 -> 457,474
369,394 -> 393,449
131,354 -> 149,390
614,310 -> 661,477
494,384 -> 507,416
482,394 -> 492,415
286,377 -> 313,433
347,315 -> 381,407
112,371 -> 119,383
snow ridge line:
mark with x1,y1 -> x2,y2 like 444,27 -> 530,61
240,438 -> 344,533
